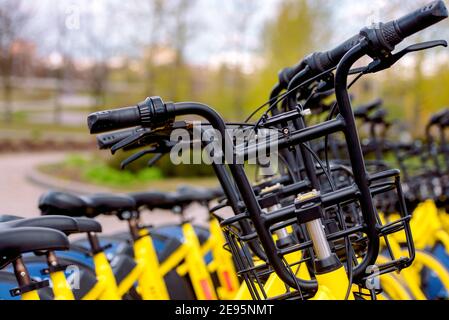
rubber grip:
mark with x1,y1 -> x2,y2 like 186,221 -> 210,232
87,106 -> 141,134
278,62 -> 305,86
280,34 -> 360,84
382,0 -> 448,48
309,34 -> 361,72
396,1 -> 448,39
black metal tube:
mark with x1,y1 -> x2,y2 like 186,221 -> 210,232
239,117 -> 346,159
425,125 -> 442,175
263,185 -> 359,226
268,84 -> 303,182
285,69 -> 322,190
173,102 -> 317,291
334,42 -> 380,280
439,125 -> 449,171
210,161 -> 267,260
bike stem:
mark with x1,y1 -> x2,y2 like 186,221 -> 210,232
334,41 -> 381,272
172,102 -> 318,291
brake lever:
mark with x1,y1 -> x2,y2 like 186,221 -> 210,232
110,128 -> 153,154
365,40 -> 448,74
120,148 -> 157,169
147,153 -> 164,167
120,139 -> 176,169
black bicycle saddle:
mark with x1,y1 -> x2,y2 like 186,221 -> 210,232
74,217 -> 102,233
173,186 -> 223,206
0,227 -> 69,269
128,191 -> 173,210
81,194 -> 136,217
39,191 -> 87,217
0,216 -> 79,235
39,190 -> 136,218
0,215 -> 23,222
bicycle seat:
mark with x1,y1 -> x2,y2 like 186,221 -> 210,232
74,217 -> 102,233
0,227 -> 69,269
39,191 -> 136,218
0,216 -> 79,235
0,215 -> 23,222
39,191 -> 87,216
81,194 -> 136,217
172,186 -> 223,206
128,191 -> 172,210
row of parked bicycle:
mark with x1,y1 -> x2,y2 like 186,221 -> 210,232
2,0 -> 449,300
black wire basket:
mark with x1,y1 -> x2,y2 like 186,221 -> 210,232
217,167 -> 414,300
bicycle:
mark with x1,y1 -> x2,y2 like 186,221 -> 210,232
85,0 -> 448,300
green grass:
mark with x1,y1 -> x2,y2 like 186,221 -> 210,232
38,153 -> 219,191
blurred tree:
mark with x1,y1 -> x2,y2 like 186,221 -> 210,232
126,0 -> 168,96
83,1 -> 122,112
0,0 -> 32,123
224,0 -> 258,119
346,0 -> 449,135
143,0 -> 167,96
243,0 -> 331,118
166,0 -> 197,101
52,4 -> 69,125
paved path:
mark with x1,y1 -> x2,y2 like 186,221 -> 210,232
0,152 -> 210,235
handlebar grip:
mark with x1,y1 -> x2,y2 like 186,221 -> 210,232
88,106 -> 140,134
96,128 -> 136,149
395,0 -> 448,40
306,34 -> 361,73
365,1 -> 448,51
279,34 -> 360,85
87,96 -> 172,134
278,62 -> 305,87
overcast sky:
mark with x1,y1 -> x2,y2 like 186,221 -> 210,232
18,0 -> 449,69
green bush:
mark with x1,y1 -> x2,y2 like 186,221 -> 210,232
64,154 -> 89,167
83,163 -> 163,187
63,153 -> 163,187
106,149 -> 215,178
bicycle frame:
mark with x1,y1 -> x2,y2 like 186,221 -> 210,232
201,217 -> 239,299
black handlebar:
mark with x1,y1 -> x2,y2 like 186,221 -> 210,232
361,0 -> 448,53
305,34 -> 361,74
88,106 -> 141,134
395,0 -> 448,43
279,0 -> 447,87
88,96 -> 174,134
279,34 -> 360,86
88,1 -> 447,138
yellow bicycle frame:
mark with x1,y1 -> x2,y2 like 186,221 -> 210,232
49,269 -> 75,300
201,217 -> 239,299
21,290 -> 40,300
133,228 -> 170,299
172,223 -> 217,300
380,201 -> 449,299
234,245 -> 354,300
